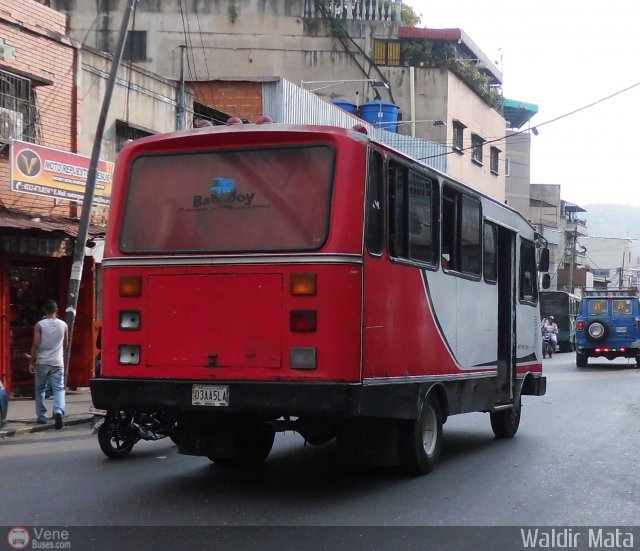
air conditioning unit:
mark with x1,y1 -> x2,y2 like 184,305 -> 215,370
0,107 -> 23,142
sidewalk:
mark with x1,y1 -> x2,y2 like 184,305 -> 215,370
0,387 -> 94,439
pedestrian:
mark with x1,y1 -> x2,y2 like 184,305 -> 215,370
28,299 -> 68,429
542,315 -> 559,350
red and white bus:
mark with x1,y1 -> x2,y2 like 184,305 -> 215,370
90,121 -> 548,474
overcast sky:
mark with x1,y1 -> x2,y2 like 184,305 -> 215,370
406,0 -> 640,207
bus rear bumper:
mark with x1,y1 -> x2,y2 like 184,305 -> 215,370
90,374 -> 531,419
91,377 -> 372,418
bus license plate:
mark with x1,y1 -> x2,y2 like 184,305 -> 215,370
192,384 -> 229,407
616,327 -> 627,333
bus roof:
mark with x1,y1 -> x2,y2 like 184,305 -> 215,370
119,121 -> 536,235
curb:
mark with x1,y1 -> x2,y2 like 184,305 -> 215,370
0,416 -> 92,439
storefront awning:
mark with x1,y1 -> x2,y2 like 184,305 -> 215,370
0,210 -> 106,239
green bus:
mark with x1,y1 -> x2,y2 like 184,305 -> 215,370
540,291 -> 581,352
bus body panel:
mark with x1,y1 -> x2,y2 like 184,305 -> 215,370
363,259 -> 495,379
101,262 -> 363,382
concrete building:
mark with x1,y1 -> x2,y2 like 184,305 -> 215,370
0,0 -> 195,395
529,184 -> 591,295
577,236 -> 638,289
0,0 -> 97,395
46,0 -> 512,200
503,100 -> 539,219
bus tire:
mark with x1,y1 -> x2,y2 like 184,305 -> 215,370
97,420 -> 137,459
236,422 -> 275,465
636,356 -> 640,368
399,393 -> 443,475
490,396 -> 521,439
209,420 -> 275,465
576,351 -> 588,367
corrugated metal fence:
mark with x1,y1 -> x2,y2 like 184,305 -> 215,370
262,78 -> 447,173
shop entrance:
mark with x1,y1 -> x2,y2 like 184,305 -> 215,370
9,259 -> 61,395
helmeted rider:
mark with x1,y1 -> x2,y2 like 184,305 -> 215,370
542,316 -> 559,349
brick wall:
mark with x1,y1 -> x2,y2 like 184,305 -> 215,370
0,0 -> 76,218
191,81 -> 264,122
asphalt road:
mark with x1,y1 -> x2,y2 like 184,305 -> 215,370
2,352 -> 639,528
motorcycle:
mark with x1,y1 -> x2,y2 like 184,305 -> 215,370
91,408 -> 177,458
542,331 -> 556,359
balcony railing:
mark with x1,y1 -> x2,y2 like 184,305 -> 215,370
304,0 -> 403,21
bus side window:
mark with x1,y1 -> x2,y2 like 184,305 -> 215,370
407,172 -> 437,265
441,185 -> 481,277
365,151 -> 384,256
519,240 -> 538,303
441,189 -> 456,270
388,160 -> 407,258
483,221 -> 498,283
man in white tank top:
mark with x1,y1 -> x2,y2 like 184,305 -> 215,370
28,299 -> 68,429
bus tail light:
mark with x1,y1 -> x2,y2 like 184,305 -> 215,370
577,321 -> 584,331
290,273 -> 317,295
118,345 -> 140,365
119,310 -> 141,330
290,310 -> 317,332
291,347 -> 316,370
119,276 -> 141,297
636,318 -> 640,329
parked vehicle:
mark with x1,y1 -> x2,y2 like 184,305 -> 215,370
575,288 -> 640,367
0,378 -> 8,427
92,409 -> 176,458
540,291 -> 580,351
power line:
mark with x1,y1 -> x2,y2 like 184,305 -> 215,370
194,4 -> 211,81
419,79 -> 640,161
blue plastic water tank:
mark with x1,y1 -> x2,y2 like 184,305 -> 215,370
359,100 -> 400,132
332,99 -> 358,114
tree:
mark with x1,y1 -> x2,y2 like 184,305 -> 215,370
401,4 -> 421,26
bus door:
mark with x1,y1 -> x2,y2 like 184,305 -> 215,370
496,225 -> 516,403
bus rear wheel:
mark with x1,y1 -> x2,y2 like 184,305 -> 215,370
490,396 -> 521,439
399,394 -> 443,475
209,420 -> 275,466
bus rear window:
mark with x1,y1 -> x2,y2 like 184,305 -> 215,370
120,145 -> 334,253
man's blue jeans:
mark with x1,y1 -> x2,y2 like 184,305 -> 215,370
35,364 -> 65,419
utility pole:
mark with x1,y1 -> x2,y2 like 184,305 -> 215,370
176,45 -> 186,130
63,0 -> 137,385
568,227 -> 577,294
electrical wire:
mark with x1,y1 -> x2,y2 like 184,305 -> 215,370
194,4 -> 211,81
178,0 -> 194,80
419,79 -> 640,161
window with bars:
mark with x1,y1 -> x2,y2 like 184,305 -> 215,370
490,146 -> 500,175
471,133 -> 484,164
373,40 -> 401,66
0,69 -> 38,143
115,119 -> 153,152
452,120 -> 465,152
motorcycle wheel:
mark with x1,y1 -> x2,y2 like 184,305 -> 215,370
98,419 -> 137,459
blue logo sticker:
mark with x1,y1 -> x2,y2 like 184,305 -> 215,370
211,177 -> 236,195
